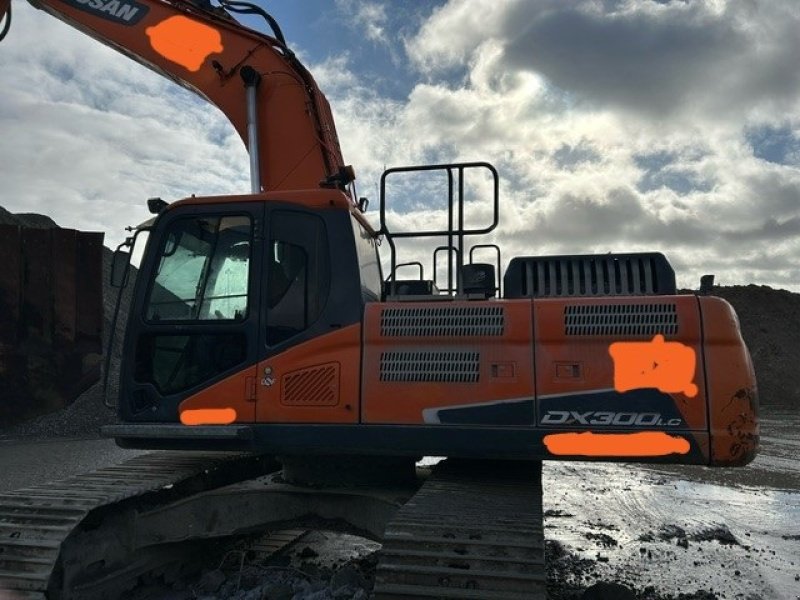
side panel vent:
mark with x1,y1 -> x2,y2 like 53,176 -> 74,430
504,253 -> 676,298
281,363 -> 340,406
564,304 -> 678,336
380,351 -> 480,383
381,306 -> 504,337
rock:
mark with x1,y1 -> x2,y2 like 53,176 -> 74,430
197,568 -> 226,593
266,554 -> 292,567
582,582 -> 636,600
308,580 -> 327,593
239,588 -> 264,600
218,580 -> 238,598
298,546 -> 319,559
329,565 -> 365,593
690,525 -> 739,546
262,582 -> 294,600
295,590 -> 330,600
239,565 -> 266,590
291,580 -> 313,597
300,563 -> 322,579
332,584 -> 360,599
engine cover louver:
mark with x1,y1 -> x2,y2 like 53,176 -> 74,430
281,363 -> 339,406
380,306 -> 505,337
504,253 -> 676,298
564,303 -> 678,336
380,351 -> 480,383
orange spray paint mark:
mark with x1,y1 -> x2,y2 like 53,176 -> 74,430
180,408 -> 237,426
544,431 -> 690,457
145,16 -> 223,72
609,334 -> 698,397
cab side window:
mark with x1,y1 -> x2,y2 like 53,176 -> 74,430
352,217 -> 382,301
266,211 -> 330,346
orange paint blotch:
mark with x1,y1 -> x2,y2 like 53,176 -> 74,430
145,16 -> 223,72
180,408 -> 237,426
609,334 -> 698,397
543,431 -> 691,457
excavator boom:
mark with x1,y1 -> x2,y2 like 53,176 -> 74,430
8,0 -> 347,193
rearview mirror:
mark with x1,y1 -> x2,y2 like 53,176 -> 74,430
111,247 -> 131,288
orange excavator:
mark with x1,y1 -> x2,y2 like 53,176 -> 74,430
0,0 -> 758,466
0,1 -> 759,597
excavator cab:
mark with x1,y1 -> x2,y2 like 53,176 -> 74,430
108,192 -> 365,438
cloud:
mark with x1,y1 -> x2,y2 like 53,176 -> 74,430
405,1 -> 509,74
407,0 -> 800,120
382,0 -> 800,290
336,0 -> 389,44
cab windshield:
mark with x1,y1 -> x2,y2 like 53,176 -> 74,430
145,215 -> 252,321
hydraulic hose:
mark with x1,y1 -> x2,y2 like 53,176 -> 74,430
217,0 -> 286,48
0,3 -> 11,42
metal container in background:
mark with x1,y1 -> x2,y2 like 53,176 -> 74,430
0,224 -> 103,426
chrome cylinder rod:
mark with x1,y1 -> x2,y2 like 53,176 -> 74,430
240,66 -> 263,194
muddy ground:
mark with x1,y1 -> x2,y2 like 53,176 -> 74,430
1,407 -> 798,600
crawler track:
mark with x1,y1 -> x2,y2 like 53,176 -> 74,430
0,452 -> 274,599
374,460 -> 545,599
0,455 -> 545,599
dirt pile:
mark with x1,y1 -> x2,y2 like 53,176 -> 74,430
711,285 -> 800,407
0,206 -> 59,229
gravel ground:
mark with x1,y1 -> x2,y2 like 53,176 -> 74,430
0,381 -> 118,441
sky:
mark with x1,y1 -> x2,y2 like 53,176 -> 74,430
1,0 -> 799,291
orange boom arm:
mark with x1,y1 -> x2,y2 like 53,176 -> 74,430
17,0 -> 347,193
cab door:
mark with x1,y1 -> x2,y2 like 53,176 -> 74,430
121,202 -> 264,424
254,206 -> 362,424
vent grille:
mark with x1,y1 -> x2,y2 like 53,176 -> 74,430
504,253 -> 676,298
281,363 -> 339,406
381,306 -> 504,337
380,351 -> 480,383
564,303 -> 678,336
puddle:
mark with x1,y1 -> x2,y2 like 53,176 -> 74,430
544,461 -> 800,598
